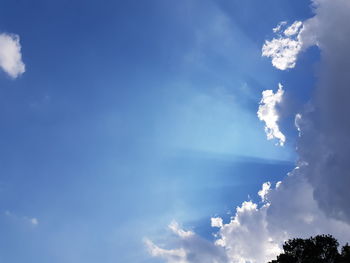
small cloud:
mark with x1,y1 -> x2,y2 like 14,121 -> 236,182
144,238 -> 187,263
30,217 -> 39,226
258,182 -> 271,202
262,37 -> 301,70
211,217 -> 223,228
284,21 -> 303,37
23,216 -> 39,226
257,83 -> 286,146
294,113 -> 302,136
4,210 -> 38,227
275,181 -> 282,189
0,33 -> 25,78
273,21 -> 287,33
262,21 -> 304,70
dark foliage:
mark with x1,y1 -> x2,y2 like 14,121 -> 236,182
268,235 -> 350,263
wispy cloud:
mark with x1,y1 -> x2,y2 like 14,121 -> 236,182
145,239 -> 188,263
4,210 -> 39,227
145,221 -> 228,263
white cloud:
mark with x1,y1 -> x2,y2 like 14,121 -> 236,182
262,21 -> 305,70
168,221 -> 194,239
284,21 -> 303,37
262,37 -> 301,70
0,33 -> 25,78
258,181 -> 271,202
211,217 -> 223,228
214,200 -> 282,263
257,83 -> 285,146
272,21 -> 287,33
145,221 -> 229,263
145,239 -> 188,263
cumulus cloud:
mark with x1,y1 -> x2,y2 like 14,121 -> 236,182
147,0 -> 350,262
214,200 -> 281,263
262,21 -> 305,70
257,83 -> 285,146
213,171 -> 350,263
0,33 -> 25,78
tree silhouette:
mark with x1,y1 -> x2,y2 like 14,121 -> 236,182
268,235 -> 350,263
339,244 -> 350,263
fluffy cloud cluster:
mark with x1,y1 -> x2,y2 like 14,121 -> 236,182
262,21 -> 304,70
0,33 -> 25,78
213,168 -> 350,263
213,200 -> 281,263
147,0 -> 350,262
257,83 -> 285,146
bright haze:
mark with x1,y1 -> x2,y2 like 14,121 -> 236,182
0,1 -> 349,263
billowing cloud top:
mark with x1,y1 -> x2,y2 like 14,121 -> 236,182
0,33 -> 25,78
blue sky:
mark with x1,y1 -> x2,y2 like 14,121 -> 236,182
1,0 -> 344,262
